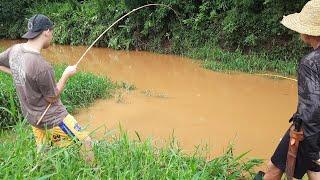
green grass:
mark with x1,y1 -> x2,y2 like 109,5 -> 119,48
0,120 -> 262,179
55,65 -> 116,113
0,73 -> 21,128
185,46 -> 298,76
0,64 -> 116,129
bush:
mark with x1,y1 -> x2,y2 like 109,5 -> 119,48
0,0 -> 310,73
0,0 -> 32,38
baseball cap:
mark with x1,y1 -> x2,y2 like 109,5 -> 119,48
22,14 -> 54,39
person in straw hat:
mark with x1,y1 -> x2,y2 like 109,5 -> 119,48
264,0 -> 320,179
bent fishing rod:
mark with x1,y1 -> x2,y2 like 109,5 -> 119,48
37,4 -> 177,125
36,3 -> 297,125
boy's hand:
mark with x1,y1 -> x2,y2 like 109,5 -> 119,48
63,65 -> 77,78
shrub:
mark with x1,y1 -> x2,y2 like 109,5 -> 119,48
0,0 -> 309,74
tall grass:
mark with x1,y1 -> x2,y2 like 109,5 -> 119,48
54,65 -> 115,113
0,120 -> 262,179
0,73 -> 21,128
186,46 -> 298,76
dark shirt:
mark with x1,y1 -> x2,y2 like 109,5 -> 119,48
293,47 -> 320,138
291,47 -> 320,160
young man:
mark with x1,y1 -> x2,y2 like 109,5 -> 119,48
264,1 -> 320,179
0,14 -> 94,162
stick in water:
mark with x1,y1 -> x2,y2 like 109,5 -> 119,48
36,4 -> 176,125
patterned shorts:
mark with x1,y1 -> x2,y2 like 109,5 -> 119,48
32,114 -> 90,147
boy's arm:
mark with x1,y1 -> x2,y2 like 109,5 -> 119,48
0,66 -> 11,75
0,47 -> 12,74
37,65 -> 77,103
55,65 -> 77,96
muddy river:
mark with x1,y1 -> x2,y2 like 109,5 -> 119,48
1,40 -> 297,161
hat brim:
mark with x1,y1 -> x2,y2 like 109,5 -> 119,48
281,13 -> 320,36
22,31 -> 42,39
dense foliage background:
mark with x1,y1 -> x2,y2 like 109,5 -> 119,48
0,0 -> 310,73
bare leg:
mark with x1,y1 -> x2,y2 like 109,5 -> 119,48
264,161 -> 283,180
32,126 -> 50,153
36,144 -> 51,153
307,170 -> 320,180
80,136 -> 95,165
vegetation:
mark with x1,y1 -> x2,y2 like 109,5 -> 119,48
55,65 -> 115,112
0,62 -> 115,128
189,46 -> 298,75
0,120 -> 262,179
0,1 -> 303,178
0,0 -> 310,75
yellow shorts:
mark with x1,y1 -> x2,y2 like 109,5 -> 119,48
32,114 -> 90,147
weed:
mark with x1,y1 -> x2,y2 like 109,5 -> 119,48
141,90 -> 169,98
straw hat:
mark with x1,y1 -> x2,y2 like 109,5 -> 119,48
281,0 -> 320,36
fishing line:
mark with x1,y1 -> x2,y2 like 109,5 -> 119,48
255,73 -> 297,82
37,3 -> 178,125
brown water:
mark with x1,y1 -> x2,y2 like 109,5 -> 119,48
1,40 -> 297,160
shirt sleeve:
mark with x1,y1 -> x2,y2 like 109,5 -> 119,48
36,67 -> 59,98
294,63 -> 320,137
0,47 -> 11,68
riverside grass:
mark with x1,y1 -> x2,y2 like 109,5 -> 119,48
0,64 -> 115,128
186,46 -> 298,76
0,120 -> 262,179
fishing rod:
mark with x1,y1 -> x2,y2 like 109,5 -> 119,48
36,3 -> 177,125
76,3 -> 178,66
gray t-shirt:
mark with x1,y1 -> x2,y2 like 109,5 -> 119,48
0,44 -> 68,129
